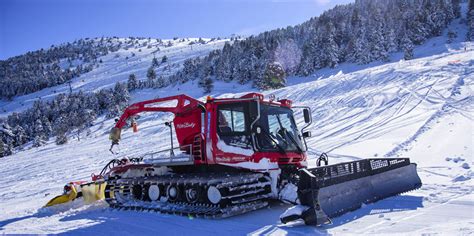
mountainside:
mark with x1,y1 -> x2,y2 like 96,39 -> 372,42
0,37 -> 229,100
0,38 -> 229,154
0,37 -> 228,116
0,5 -> 473,233
170,0 -> 464,89
1,0 -> 472,157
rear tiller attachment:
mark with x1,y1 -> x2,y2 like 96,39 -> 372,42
281,158 -> 422,225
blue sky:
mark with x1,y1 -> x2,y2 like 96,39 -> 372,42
0,0 -> 353,60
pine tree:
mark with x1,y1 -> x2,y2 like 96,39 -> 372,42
127,73 -> 138,91
370,19 -> 389,62
408,12 -> 429,43
55,132 -> 68,145
0,122 -> 12,156
0,139 -> 13,157
34,119 -> 45,138
107,105 -> 122,119
0,139 -> 4,157
401,33 -> 414,60
161,55 -> 168,63
426,3 -> 447,38
53,114 -> 68,145
32,135 -> 46,147
13,125 -> 27,146
198,77 -> 214,93
152,57 -> 159,67
452,0 -> 461,18
113,82 -> 130,110
156,76 -> 166,88
385,29 -> 398,53
346,17 -> 370,64
324,28 -> 339,68
263,62 -> 286,89
43,119 -> 53,138
146,67 -> 157,85
467,1 -> 474,41
297,39 -> 320,75
76,109 -> 95,140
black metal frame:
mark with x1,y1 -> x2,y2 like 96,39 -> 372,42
304,158 -> 411,188
295,158 -> 415,225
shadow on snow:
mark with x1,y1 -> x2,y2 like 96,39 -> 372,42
0,194 -> 422,234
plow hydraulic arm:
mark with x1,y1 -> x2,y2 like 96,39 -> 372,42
109,94 -> 203,148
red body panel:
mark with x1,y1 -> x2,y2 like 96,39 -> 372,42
173,111 -> 201,145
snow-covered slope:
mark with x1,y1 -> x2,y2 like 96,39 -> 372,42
0,38 -> 229,118
1,13 -> 473,236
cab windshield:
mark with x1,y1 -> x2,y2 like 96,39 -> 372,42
255,105 -> 304,153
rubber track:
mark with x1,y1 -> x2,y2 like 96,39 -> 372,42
104,172 -> 272,218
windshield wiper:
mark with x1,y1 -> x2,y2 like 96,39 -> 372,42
283,129 -> 303,153
275,115 -> 303,153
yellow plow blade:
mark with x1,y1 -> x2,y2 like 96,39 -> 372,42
45,184 -> 78,207
44,182 -> 106,207
81,182 -> 106,204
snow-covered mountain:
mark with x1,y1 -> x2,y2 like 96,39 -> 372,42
0,37 -> 231,153
1,0 -> 470,155
1,0 -> 473,235
1,8 -> 473,234
0,37 -> 229,117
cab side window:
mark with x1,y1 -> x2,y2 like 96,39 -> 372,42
218,105 -> 246,135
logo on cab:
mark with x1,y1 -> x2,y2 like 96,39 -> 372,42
176,122 -> 196,129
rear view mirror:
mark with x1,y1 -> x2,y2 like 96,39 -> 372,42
303,108 -> 311,123
303,131 -> 311,138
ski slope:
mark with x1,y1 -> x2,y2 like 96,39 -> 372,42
1,14 -> 473,236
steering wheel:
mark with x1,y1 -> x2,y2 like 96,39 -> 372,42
276,128 -> 287,139
272,128 -> 288,148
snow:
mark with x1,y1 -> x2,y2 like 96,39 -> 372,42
219,157 -> 279,171
1,10 -> 474,235
279,205 -> 309,219
278,183 -> 299,204
216,139 -> 254,157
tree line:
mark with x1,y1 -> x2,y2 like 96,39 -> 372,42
167,0 -> 462,90
0,83 -> 129,157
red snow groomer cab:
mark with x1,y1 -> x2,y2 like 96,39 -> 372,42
47,93 -> 422,226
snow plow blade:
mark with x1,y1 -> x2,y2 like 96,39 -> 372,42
44,181 -> 106,207
81,182 -> 107,204
282,158 -> 422,225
